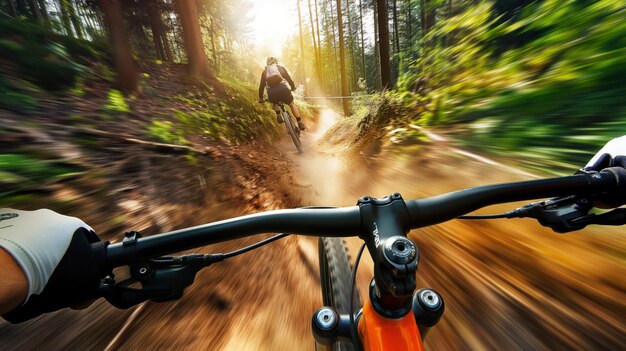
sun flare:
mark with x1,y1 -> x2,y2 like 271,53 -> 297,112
251,0 -> 299,60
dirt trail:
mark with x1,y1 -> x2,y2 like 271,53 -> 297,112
1,108 -> 624,350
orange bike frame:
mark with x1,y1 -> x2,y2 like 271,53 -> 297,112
357,299 -> 425,351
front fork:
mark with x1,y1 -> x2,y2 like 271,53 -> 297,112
312,284 -> 445,349
313,193 -> 445,349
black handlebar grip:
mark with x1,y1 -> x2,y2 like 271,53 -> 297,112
2,228 -> 110,323
597,167 -> 626,207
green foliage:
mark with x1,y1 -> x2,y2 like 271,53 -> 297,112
103,89 -> 131,114
0,18 -> 103,91
161,76 -> 281,144
393,0 -> 626,172
147,120 -> 190,146
0,76 -> 39,111
352,92 -> 407,137
0,153 -> 80,190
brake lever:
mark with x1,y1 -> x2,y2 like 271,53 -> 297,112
571,208 -> 626,226
100,253 -> 220,309
513,195 -> 593,233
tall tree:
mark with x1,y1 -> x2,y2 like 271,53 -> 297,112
376,0 -> 391,88
373,0 -> 381,89
67,0 -> 84,38
336,0 -> 349,115
314,0 -> 323,87
307,0 -> 323,92
358,0 -> 366,81
59,0 -> 74,36
176,0 -> 215,82
7,0 -> 18,17
297,0 -> 307,89
407,0 -> 413,42
29,0 -> 43,22
421,0 -> 435,35
329,0 -> 340,93
392,0 -> 400,53
345,0 -> 357,89
99,0 -> 137,92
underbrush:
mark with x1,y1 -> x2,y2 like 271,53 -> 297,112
0,153 -> 82,198
0,18 -> 106,111
321,93 -> 411,153
146,76 -> 316,146
362,1 -> 626,174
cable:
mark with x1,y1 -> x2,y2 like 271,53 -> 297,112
458,213 -> 512,219
205,233 -> 290,264
350,243 -> 366,351
222,233 -> 290,258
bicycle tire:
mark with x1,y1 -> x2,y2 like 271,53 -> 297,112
318,237 -> 361,351
283,110 -> 303,153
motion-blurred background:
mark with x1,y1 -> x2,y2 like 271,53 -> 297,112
0,0 -> 625,350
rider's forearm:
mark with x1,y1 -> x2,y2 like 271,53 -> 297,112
0,248 -> 28,315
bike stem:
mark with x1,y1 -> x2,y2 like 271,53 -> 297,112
357,193 -> 418,318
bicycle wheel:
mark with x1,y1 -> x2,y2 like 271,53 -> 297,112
318,237 -> 361,351
283,110 -> 303,153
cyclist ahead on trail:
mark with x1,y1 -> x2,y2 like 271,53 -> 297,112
258,57 -> 305,131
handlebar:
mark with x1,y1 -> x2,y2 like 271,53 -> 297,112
105,207 -> 361,267
99,168 -> 625,270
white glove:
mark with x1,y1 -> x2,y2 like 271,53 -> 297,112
0,209 -> 93,302
585,135 -> 626,169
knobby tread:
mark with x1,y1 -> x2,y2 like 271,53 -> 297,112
318,237 -> 362,351
284,111 -> 303,153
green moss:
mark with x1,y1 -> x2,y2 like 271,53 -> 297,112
0,153 -> 82,198
103,89 -> 131,114
147,119 -> 189,146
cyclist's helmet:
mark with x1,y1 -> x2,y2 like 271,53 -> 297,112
266,56 -> 278,66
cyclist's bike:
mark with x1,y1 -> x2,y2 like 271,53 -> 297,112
5,167 -> 626,350
266,100 -> 303,153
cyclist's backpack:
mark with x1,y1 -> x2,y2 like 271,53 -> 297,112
265,64 -> 284,88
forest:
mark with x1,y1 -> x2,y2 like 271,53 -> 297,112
2,0 -> 625,173
1,0 -> 625,350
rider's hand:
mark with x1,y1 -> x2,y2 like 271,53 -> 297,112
582,135 -> 626,207
584,135 -> 626,170
0,209 -> 108,323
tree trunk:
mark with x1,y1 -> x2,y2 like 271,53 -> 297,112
407,0 -> 412,42
314,0 -> 324,93
99,0 -> 137,92
29,0 -> 42,22
307,0 -> 323,93
8,0 -> 18,17
175,0 -> 216,82
392,0 -> 400,53
329,0 -> 340,94
376,0 -> 391,89
297,0 -> 307,89
38,0 -> 50,21
358,0 -> 366,83
161,24 -> 173,62
66,0 -> 84,38
322,0 -> 337,94
345,0 -> 357,89
209,18 -> 217,66
150,8 -> 165,60
59,0 -> 74,37
373,0 -> 381,90
421,0 -> 435,36
336,0 -> 349,115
